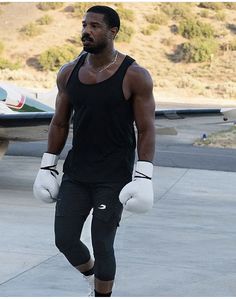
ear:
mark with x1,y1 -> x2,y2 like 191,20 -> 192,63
110,27 -> 119,40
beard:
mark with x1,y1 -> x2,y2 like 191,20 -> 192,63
81,34 -> 107,54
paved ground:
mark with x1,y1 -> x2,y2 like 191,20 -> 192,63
0,155 -> 236,296
6,112 -> 236,172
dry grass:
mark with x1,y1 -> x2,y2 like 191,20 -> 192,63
194,126 -> 236,149
0,2 -> 235,103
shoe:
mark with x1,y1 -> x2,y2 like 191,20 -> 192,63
83,274 -> 95,297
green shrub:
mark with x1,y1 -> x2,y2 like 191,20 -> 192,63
214,11 -> 226,21
0,57 -> 21,70
117,8 -> 134,22
229,39 -> 236,51
145,12 -> 168,25
73,3 -> 94,18
37,2 -> 64,11
37,14 -> 53,25
161,3 -> 192,20
141,24 -> 159,35
224,2 -> 236,9
39,45 -> 78,71
178,18 -> 214,39
0,41 -> 4,55
199,2 -> 223,11
182,38 -> 218,62
116,24 -> 134,43
20,22 -> 43,37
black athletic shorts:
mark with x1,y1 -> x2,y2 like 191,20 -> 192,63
55,174 -> 130,225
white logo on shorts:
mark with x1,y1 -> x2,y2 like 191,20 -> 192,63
98,204 -> 106,210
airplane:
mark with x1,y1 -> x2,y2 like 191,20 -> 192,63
0,81 -> 55,158
1,81 -> 234,160
221,108 -> 236,123
0,81 -> 181,159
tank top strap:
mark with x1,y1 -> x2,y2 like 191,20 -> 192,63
66,53 -> 87,88
113,55 -> 135,81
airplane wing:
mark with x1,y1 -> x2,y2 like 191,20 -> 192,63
0,112 -> 54,158
0,112 -> 54,141
0,82 -> 56,158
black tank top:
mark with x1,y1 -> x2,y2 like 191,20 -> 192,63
63,53 -> 136,182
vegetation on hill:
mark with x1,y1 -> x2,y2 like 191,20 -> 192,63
0,2 -> 235,101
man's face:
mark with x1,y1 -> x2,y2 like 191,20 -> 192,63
81,12 -> 112,54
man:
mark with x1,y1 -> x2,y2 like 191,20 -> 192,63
33,5 -> 155,297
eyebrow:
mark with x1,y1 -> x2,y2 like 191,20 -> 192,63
82,21 -> 102,26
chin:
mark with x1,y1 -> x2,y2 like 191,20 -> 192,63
83,46 -> 99,54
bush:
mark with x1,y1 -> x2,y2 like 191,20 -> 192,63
20,22 -> 43,37
117,8 -> 135,22
224,2 -> 236,9
145,12 -> 168,25
178,18 -> 214,39
37,2 -> 64,11
0,41 -> 4,55
161,3 -> 192,20
141,24 -> 159,35
229,39 -> 236,51
214,12 -> 226,21
199,2 -> 223,11
0,57 -> 21,70
182,38 -> 218,63
39,45 -> 78,71
73,3 -> 94,18
116,24 -> 134,43
36,15 -> 53,25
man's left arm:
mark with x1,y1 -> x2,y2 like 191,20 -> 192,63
119,66 -> 156,214
132,67 -> 156,162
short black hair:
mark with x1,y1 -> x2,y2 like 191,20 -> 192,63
86,5 -> 120,31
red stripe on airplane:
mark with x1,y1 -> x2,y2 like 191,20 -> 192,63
6,95 -> 26,110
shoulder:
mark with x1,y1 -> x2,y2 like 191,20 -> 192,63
126,61 -> 153,92
57,52 -> 86,91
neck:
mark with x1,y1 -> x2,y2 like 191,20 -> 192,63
87,47 -> 116,68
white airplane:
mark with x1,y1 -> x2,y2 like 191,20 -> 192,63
221,108 -> 236,123
0,82 -> 55,158
2,81 -> 231,159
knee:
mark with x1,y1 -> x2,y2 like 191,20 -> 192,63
55,232 -> 74,254
93,239 -> 114,259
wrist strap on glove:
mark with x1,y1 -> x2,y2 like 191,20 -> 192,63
40,153 -> 59,175
134,161 -> 153,180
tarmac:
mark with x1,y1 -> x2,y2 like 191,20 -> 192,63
0,155 -> 236,297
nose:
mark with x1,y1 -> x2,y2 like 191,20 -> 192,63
82,25 -> 92,36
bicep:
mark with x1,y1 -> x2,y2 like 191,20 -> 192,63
52,90 -> 72,128
132,72 -> 155,133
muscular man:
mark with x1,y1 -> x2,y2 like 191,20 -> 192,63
33,5 -> 155,297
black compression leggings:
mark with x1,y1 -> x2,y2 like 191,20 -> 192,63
54,214 -> 118,281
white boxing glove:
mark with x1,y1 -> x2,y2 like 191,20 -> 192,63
119,161 -> 154,214
33,153 -> 59,203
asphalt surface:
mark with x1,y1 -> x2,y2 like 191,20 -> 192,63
6,113 -> 236,172
1,156 -> 236,296
1,109 -> 236,296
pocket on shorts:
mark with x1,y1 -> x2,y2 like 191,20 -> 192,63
92,181 -> 126,225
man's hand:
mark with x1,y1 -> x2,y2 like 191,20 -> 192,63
119,161 -> 154,213
33,153 -> 59,203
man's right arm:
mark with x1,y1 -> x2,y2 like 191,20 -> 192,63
47,64 -> 74,154
33,63 -> 74,203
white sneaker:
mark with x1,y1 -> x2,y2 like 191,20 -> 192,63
83,274 -> 95,297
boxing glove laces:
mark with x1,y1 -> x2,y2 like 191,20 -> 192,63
33,153 -> 59,203
119,161 -> 154,213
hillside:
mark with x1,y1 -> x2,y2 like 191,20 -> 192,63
0,2 -> 236,105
